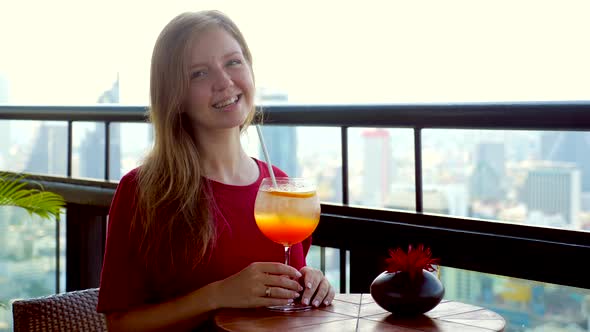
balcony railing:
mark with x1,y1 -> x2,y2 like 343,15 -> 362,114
1,102 -> 590,293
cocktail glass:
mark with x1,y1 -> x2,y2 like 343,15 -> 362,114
254,177 -> 321,312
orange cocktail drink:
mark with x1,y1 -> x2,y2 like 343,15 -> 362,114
254,177 -> 321,312
254,189 -> 320,246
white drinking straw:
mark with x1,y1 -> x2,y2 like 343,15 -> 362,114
256,125 -> 278,188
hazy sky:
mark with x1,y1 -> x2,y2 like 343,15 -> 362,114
1,0 -> 589,105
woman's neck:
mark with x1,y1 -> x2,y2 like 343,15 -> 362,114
196,129 -> 258,186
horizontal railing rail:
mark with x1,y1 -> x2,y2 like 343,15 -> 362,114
2,102 -> 590,292
2,101 -> 590,129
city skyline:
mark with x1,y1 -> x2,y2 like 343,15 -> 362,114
2,88 -> 590,332
2,2 -> 590,330
2,119 -> 589,231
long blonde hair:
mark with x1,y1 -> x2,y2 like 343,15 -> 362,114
136,10 -> 257,266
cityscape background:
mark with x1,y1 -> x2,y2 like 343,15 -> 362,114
1,77 -> 590,331
2,0 -> 590,330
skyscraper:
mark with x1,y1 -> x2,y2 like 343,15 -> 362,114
78,127 -> 105,179
470,142 -> 505,202
256,89 -> 298,177
361,129 -> 392,207
79,75 -> 121,180
441,268 -> 481,302
520,162 -> 581,229
541,132 -> 590,193
260,126 -> 298,177
24,123 -> 68,176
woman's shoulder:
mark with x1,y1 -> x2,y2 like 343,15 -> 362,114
113,167 -> 142,198
119,167 -> 141,185
254,158 -> 289,178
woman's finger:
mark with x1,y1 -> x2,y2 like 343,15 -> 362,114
264,274 -> 304,292
323,284 -> 336,306
253,262 -> 302,279
300,271 -> 323,306
261,286 -> 301,300
310,278 -> 331,307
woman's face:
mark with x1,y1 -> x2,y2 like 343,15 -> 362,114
184,27 -> 254,133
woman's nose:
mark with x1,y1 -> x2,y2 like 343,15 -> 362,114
212,69 -> 233,91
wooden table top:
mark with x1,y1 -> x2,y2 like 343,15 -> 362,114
213,293 -> 506,331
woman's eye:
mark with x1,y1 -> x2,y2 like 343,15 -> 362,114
191,71 -> 207,80
227,59 -> 242,66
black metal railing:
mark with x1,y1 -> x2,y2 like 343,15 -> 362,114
2,102 -> 590,293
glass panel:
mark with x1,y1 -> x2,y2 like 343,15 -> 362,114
306,246 -> 341,293
59,212 -> 66,295
0,120 -> 15,171
440,266 -> 590,332
306,246 -> 322,271
111,123 -> 153,181
0,120 -> 67,176
323,247 -> 341,292
243,125 -> 343,204
72,122 -> 105,180
348,128 -> 415,210
423,129 -> 590,231
0,120 -> 69,177
0,207 -> 60,331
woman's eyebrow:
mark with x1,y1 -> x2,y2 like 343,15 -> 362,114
190,51 -> 242,69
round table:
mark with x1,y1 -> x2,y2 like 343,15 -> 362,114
214,293 -> 506,331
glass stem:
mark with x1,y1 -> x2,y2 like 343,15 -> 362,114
284,246 -> 291,266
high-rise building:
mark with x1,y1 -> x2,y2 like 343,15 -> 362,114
440,184 -> 469,217
79,75 -> 121,180
520,162 -> 581,229
256,89 -> 298,177
78,127 -> 105,179
440,268 -> 482,302
326,165 -> 343,203
361,129 -> 392,207
542,132 -> 590,193
25,123 -> 68,176
260,126 -> 298,177
470,143 -> 505,202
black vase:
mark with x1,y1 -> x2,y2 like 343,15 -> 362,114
370,269 -> 444,316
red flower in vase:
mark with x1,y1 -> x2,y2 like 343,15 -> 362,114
385,244 -> 440,280
371,244 -> 444,316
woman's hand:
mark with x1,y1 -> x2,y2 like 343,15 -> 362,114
213,262 -> 303,309
299,266 -> 335,307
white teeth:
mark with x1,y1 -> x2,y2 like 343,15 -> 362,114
213,96 -> 238,109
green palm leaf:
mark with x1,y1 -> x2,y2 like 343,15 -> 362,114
0,172 -> 65,220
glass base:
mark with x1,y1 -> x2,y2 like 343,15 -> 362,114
267,303 -> 313,312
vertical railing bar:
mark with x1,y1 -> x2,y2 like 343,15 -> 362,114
105,121 -> 110,181
341,127 -> 349,205
414,128 -> 423,213
340,126 -> 350,292
320,247 -> 326,275
67,120 -> 73,177
62,120 -> 71,293
339,249 -> 346,293
55,213 -> 61,294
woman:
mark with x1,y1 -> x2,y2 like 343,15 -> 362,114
97,10 -> 334,331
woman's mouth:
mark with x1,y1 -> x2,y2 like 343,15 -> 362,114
213,94 -> 241,109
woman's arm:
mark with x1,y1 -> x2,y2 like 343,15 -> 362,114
106,281 -> 217,332
106,262 -> 303,332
